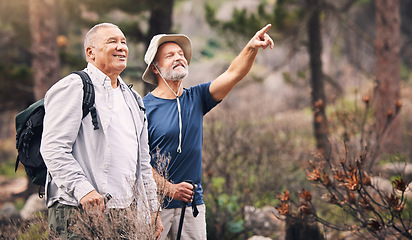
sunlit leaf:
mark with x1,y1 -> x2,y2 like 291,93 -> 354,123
300,189 -> 312,202
278,189 -> 290,202
276,202 -> 290,216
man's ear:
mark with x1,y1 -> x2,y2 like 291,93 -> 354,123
86,47 -> 95,61
150,64 -> 158,74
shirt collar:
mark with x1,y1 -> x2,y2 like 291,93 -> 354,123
86,63 -> 125,88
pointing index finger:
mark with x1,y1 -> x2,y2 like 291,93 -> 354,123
258,24 -> 272,38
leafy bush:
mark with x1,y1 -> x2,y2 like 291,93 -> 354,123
202,106 -> 315,239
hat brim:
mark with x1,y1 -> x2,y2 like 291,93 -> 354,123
142,34 -> 192,85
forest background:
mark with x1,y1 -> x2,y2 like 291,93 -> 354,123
0,0 -> 412,239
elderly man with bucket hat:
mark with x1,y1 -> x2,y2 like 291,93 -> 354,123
142,24 -> 274,240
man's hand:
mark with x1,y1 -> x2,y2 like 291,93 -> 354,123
209,23 -> 274,102
249,24 -> 275,50
169,181 -> 195,203
152,168 -> 196,203
79,190 -> 105,213
152,212 -> 163,240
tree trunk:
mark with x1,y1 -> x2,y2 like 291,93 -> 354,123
286,217 -> 324,240
307,0 -> 329,158
26,0 -> 60,197
29,0 -> 60,101
144,0 -> 175,95
373,0 -> 401,153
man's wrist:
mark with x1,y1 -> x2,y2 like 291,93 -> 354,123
165,181 -> 175,198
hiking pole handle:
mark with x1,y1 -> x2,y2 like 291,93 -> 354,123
176,180 -> 195,240
184,180 -> 199,217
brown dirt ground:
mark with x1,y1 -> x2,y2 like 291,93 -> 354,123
0,176 -> 28,208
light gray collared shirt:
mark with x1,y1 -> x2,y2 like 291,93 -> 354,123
40,63 -> 158,211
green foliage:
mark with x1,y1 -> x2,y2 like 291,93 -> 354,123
273,0 -> 305,32
282,72 -> 293,85
205,0 -> 305,46
379,152 -> 409,166
204,3 -> 219,27
59,50 -> 86,73
0,0 -> 31,46
0,160 -> 21,178
254,192 -> 279,209
399,198 -> 412,223
282,70 -> 307,86
0,2 -> 33,108
205,2 -> 266,37
14,198 -> 26,211
205,189 -> 245,239
0,139 -> 21,176
400,63 -> 411,82
355,0 -> 372,6
316,203 -> 354,227
17,219 -> 49,240
217,193 -> 241,215
227,218 -> 244,235
389,174 -> 403,184
203,108 -> 315,239
0,61 -> 28,75
17,227 -> 46,240
273,0 -> 288,30
0,62 -> 34,107
200,39 -> 221,58
77,0 -> 150,15
211,176 -> 225,192
325,95 -> 374,142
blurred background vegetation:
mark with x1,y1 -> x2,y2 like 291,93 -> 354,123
1,0 -> 412,239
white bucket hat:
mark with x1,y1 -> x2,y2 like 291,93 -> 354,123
142,34 -> 192,85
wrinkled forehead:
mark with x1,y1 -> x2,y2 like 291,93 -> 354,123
156,42 -> 183,58
88,28 -> 126,48
99,27 -> 126,40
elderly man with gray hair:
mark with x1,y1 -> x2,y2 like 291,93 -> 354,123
40,23 -> 163,239
143,24 -> 274,240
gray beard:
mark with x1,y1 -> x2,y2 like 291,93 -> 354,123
168,71 -> 188,81
157,64 -> 189,81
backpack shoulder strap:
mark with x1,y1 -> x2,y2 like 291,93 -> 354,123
71,71 -> 99,130
127,83 -> 146,113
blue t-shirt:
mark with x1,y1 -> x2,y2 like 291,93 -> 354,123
143,82 -> 219,208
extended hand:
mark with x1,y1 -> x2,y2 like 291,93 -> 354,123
249,24 -> 275,50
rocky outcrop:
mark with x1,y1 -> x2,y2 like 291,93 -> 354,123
0,193 -> 47,226
380,163 -> 412,183
0,202 -> 20,224
20,194 -> 47,220
244,205 -> 284,239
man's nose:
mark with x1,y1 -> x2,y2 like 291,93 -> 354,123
174,54 -> 186,63
116,43 -> 128,51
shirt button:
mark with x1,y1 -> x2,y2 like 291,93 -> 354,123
105,165 -> 109,169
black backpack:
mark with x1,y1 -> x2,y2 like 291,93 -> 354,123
15,71 -> 99,188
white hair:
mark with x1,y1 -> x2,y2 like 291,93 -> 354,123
84,23 -> 119,56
